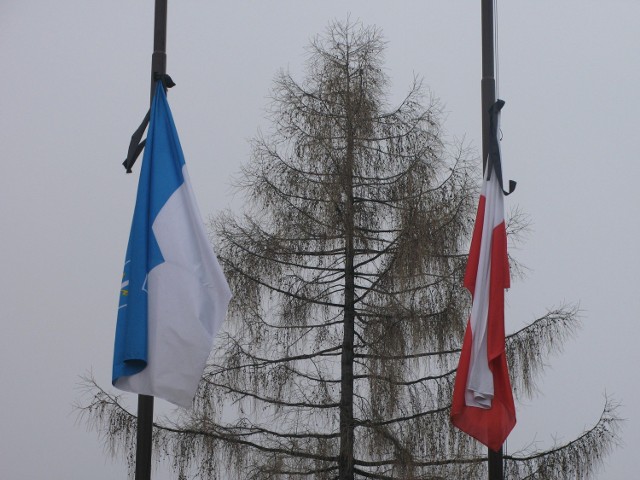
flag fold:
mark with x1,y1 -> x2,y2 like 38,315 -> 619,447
451,100 -> 516,451
112,82 -> 232,408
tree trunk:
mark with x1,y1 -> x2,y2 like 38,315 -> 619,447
339,82 -> 356,480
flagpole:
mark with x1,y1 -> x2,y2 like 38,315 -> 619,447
150,0 -> 168,102
134,2 -> 167,479
481,0 -> 505,479
135,394 -> 154,480
481,0 -> 496,171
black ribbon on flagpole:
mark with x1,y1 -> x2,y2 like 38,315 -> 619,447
486,99 -> 516,196
122,73 -> 175,173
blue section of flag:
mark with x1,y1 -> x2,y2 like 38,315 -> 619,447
112,83 -> 187,384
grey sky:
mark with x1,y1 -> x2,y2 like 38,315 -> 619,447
1,1 -> 638,478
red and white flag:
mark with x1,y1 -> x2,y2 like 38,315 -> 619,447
451,100 -> 516,452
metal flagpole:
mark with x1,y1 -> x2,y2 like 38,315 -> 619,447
135,394 -> 154,480
150,0 -> 168,102
134,1 -> 167,479
481,0 -> 505,479
481,0 -> 496,171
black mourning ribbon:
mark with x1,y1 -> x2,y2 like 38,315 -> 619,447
486,99 -> 516,195
122,73 -> 176,173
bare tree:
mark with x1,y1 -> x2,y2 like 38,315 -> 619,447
80,20 -> 619,480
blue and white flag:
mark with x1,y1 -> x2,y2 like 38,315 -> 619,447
113,83 -> 232,408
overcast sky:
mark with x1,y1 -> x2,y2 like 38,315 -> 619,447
1,1 -> 638,479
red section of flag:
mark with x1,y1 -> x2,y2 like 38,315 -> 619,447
451,182 -> 516,452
